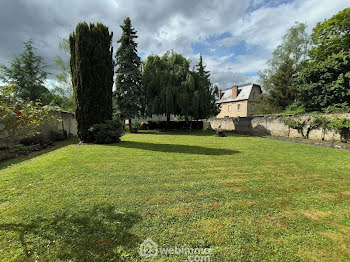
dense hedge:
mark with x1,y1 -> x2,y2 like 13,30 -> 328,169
139,121 -> 203,130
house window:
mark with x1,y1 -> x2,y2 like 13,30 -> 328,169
228,105 -> 232,112
237,104 -> 241,111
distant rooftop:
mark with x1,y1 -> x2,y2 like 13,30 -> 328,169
220,83 -> 252,91
216,83 -> 261,103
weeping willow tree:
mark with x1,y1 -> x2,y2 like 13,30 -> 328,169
69,22 -> 114,142
142,51 -> 190,126
142,52 -> 218,127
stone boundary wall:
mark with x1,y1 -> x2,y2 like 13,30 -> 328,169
50,111 -> 77,137
205,113 -> 350,141
0,111 -> 77,147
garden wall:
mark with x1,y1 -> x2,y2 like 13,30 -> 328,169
49,111 -> 77,137
0,111 -> 77,147
205,113 -> 350,141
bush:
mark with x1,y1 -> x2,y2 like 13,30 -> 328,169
283,115 -> 350,141
139,122 -> 149,130
308,116 -> 331,140
1,83 -> 56,141
0,151 -> 15,162
0,144 -> 30,161
88,120 -> 124,144
131,119 -> 139,133
284,103 -> 306,115
10,144 -> 30,155
49,130 -> 68,141
323,105 -> 350,113
20,135 -> 44,146
328,116 -> 350,142
283,118 -> 306,130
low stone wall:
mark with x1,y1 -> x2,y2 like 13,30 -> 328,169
0,111 -> 77,147
206,113 -> 350,141
54,111 -> 77,136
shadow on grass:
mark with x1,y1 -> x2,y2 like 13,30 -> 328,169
136,130 -> 217,136
0,137 -> 79,170
0,204 -> 141,261
113,141 -> 239,155
137,130 -> 250,138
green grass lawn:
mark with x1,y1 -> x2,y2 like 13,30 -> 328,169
0,131 -> 350,261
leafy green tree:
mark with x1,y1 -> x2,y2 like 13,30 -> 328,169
143,53 -> 218,124
0,40 -> 49,102
295,8 -> 350,113
114,17 -> 142,132
69,22 -> 114,142
164,52 -> 192,123
142,51 -> 195,126
141,55 -> 163,117
295,51 -> 350,112
310,8 -> 350,61
262,56 -> 294,110
54,38 -> 73,98
49,38 -> 75,112
0,83 -> 54,140
258,22 -> 311,112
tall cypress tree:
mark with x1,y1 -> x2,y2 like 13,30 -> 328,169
114,17 -> 142,132
69,22 -> 114,142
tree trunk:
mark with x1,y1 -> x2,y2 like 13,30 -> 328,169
129,118 -> 132,133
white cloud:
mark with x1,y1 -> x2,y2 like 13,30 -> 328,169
230,0 -> 349,52
0,0 -> 348,91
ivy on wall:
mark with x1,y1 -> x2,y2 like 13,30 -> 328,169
283,115 -> 350,142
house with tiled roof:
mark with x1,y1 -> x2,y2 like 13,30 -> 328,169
216,83 -> 262,118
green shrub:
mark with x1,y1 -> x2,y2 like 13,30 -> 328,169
9,144 -> 30,155
89,120 -> 124,144
283,118 -> 306,130
310,116 -> 330,129
283,117 -> 309,138
0,151 -> 15,161
20,135 -> 45,146
308,116 -> 331,140
139,122 -> 149,130
284,103 -> 306,115
323,105 -> 350,113
131,118 -> 139,133
284,116 -> 350,141
49,130 -> 68,141
328,116 -> 350,142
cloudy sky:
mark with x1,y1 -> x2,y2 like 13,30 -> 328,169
0,0 -> 348,90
